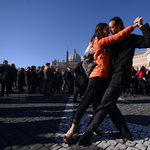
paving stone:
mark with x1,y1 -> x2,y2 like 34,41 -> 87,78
126,147 -> 138,150
12,144 -> 21,149
140,134 -> 148,139
106,140 -> 117,146
92,140 -> 101,146
51,143 -> 61,150
38,146 -> 49,150
143,141 -> 150,146
44,142 -> 55,148
135,143 -> 147,150
98,141 -> 109,149
59,147 -> 69,150
106,146 -> 120,150
134,138 -> 144,144
147,146 -> 150,150
15,145 -> 30,150
115,143 -> 127,149
132,132 -> 139,138
2,146 -> 13,150
9,138 -> 22,145
30,143 -> 44,149
146,132 -> 150,137
60,142 -> 69,148
0,143 -> 11,150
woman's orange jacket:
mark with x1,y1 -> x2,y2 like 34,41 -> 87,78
89,26 -> 134,79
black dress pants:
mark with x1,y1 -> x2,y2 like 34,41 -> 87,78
73,77 -> 108,125
86,86 -> 129,134
1,81 -> 9,96
73,87 -> 80,102
27,84 -> 31,94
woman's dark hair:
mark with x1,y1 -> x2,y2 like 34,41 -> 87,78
140,66 -> 145,72
91,23 -> 111,55
90,23 -> 108,42
109,16 -> 124,30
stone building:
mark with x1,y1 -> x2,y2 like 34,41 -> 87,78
51,48 -> 81,72
132,48 -> 150,69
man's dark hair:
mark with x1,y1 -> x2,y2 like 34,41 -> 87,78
110,17 -> 124,30
21,68 -> 24,71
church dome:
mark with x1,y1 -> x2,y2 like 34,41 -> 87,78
68,48 -> 81,62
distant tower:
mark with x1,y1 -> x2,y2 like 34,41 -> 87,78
66,46 -> 69,69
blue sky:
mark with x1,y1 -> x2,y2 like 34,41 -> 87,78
0,0 -> 150,68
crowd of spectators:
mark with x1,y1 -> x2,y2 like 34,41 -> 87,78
0,60 -> 75,97
0,60 -> 150,97
123,66 -> 150,96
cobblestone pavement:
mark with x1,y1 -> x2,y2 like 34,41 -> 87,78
0,89 -> 150,150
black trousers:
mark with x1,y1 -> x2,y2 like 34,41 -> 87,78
73,77 -> 108,125
86,86 -> 129,134
73,86 -> 86,102
73,87 -> 80,102
44,80 -> 50,96
27,84 -> 31,94
68,86 -> 74,94
1,81 -> 10,96
18,81 -> 24,91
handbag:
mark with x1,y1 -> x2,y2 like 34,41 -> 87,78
82,55 -> 96,78
0,74 -> 6,81
0,67 -> 7,81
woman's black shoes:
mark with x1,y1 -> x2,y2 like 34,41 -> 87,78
77,131 -> 92,145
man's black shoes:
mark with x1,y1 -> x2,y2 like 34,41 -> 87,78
111,131 -> 132,141
77,131 -> 132,146
77,131 -> 92,145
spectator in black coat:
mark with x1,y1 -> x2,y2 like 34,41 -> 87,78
66,67 -> 74,94
145,66 -> 150,95
0,60 -> 12,96
50,66 -> 56,93
17,68 -> 25,91
25,67 -> 33,94
31,66 -> 38,93
38,66 -> 44,94
71,55 -> 88,103
62,71 -> 67,90
131,66 -> 138,94
43,63 -> 54,96
54,68 -> 62,94
10,63 -> 17,91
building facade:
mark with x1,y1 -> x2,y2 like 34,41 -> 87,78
132,48 -> 150,69
51,48 -> 81,72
